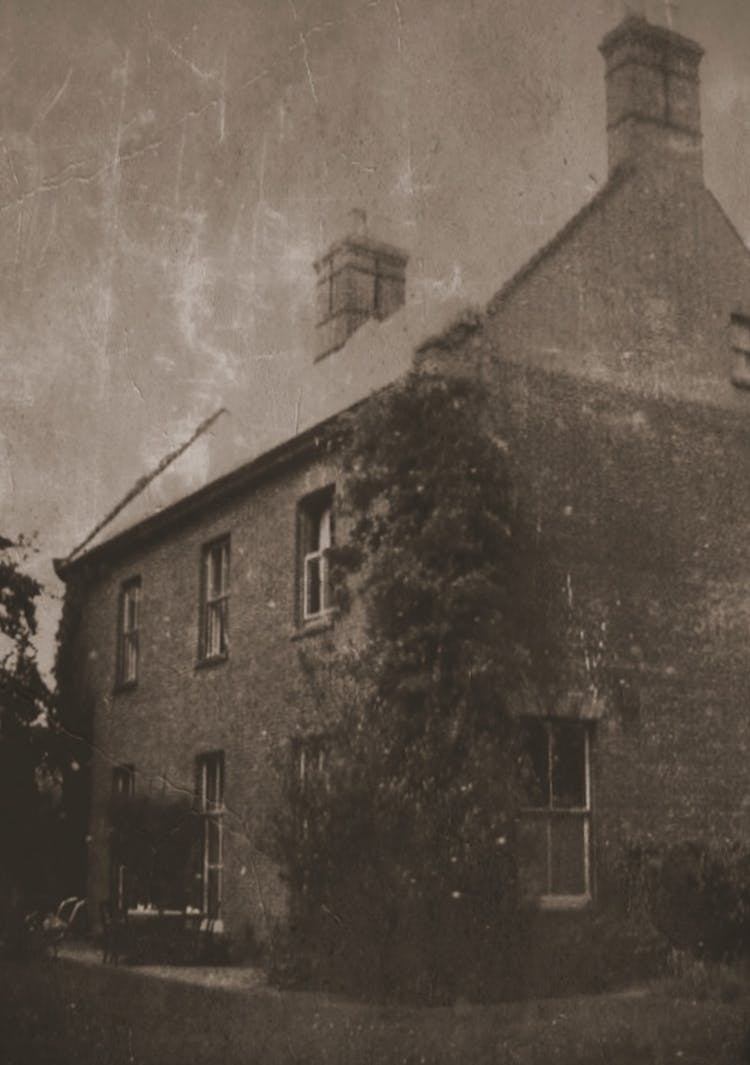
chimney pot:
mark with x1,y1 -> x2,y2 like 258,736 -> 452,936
599,15 -> 704,178
313,214 -> 408,362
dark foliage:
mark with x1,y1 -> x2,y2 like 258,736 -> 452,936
273,371 -> 535,1002
53,568 -> 95,899
625,839 -> 750,963
0,537 -> 58,949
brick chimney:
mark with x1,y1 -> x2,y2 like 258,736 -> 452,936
599,15 -> 704,178
313,210 -> 408,361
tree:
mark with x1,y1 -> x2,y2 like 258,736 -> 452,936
275,370 -> 534,1002
53,568 -> 95,901
0,536 -> 57,943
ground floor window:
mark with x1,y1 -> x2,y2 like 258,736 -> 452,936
519,719 -> 591,905
294,736 -> 328,792
291,736 -> 329,839
109,765 -> 135,910
196,752 -> 224,918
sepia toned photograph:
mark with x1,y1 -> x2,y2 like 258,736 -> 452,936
2,0 -> 750,1061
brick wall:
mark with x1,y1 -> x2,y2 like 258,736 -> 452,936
490,365 -> 750,858
74,443 -> 344,946
67,138 -> 750,980
76,353 -> 750,965
444,162 -> 750,886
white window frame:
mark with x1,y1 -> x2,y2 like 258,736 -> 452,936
292,737 -> 329,849
111,763 -> 135,798
110,764 -> 135,910
197,752 -> 224,918
116,577 -> 140,686
521,720 -> 592,910
200,537 -> 230,660
300,492 -> 334,622
296,741 -> 328,793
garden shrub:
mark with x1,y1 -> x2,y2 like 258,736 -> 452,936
271,370 -> 536,1003
625,839 -> 750,963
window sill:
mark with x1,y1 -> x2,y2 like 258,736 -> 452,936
537,894 -> 592,912
195,654 -> 229,671
291,611 -> 337,641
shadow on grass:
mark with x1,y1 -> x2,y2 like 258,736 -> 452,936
1,957 -> 749,1065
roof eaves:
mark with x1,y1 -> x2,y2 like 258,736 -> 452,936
415,307 -> 483,356
54,408 -> 348,581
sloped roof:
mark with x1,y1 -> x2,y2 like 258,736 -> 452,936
56,292 -> 469,577
61,159 -> 706,580
54,408 -> 342,578
484,164 -> 635,318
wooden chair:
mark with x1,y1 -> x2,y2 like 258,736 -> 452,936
41,896 -> 89,958
100,900 -> 129,965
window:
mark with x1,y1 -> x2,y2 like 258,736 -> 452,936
730,312 -> 750,389
290,737 -> 329,851
292,736 -> 329,796
298,489 -> 334,623
110,765 -> 135,910
196,752 -> 224,918
200,537 -> 230,660
116,577 -> 141,687
519,719 -> 591,906
111,763 -> 135,799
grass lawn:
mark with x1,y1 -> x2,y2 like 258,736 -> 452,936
1,955 -> 749,1064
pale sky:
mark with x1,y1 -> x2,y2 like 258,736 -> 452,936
2,0 -> 749,672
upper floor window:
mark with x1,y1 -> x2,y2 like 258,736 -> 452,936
110,764 -> 135,909
519,719 -> 592,907
116,577 -> 141,687
200,536 -> 230,661
298,488 -> 334,623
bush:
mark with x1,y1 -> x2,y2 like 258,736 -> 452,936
271,370 -> 534,1003
626,839 -> 750,963
664,952 -> 746,1003
270,873 -> 531,1003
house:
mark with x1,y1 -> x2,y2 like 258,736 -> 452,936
55,14 -> 750,983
